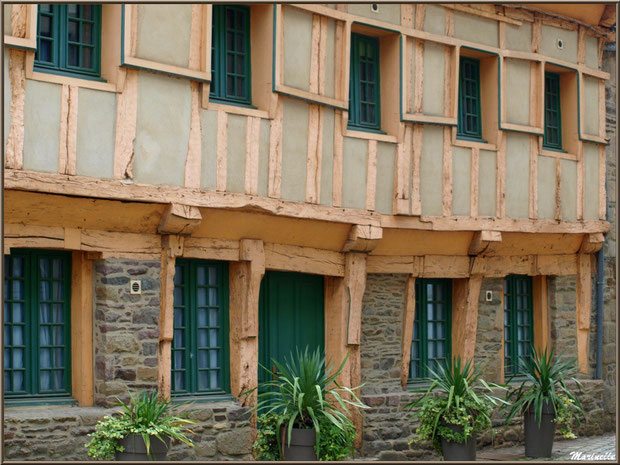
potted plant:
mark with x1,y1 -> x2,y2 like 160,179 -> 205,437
249,346 -> 367,461
406,356 -> 506,461
86,390 -> 196,461
504,346 -> 584,458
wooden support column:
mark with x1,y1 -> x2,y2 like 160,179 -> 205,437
158,235 -> 184,399
576,251 -> 592,374
532,275 -> 549,354
229,239 -> 265,407
71,251 -> 94,406
451,275 -> 483,362
400,276 -> 416,390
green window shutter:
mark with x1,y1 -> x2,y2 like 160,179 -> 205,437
210,5 -> 252,106
543,72 -> 563,150
172,259 -> 230,397
35,4 -> 102,78
504,275 -> 534,376
348,33 -> 381,131
409,279 -> 452,381
4,250 -> 72,399
457,57 -> 483,140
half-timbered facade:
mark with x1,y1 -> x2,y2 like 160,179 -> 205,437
2,2 -> 616,460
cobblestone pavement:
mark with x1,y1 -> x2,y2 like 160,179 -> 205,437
478,432 -> 617,461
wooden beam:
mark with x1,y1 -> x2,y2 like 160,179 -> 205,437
423,255 -> 470,278
5,49 -> 26,170
529,135 -> 539,219
345,252 -> 367,346
496,132 -> 507,218
599,144 -> 606,220
468,230 -> 502,255
470,147 -> 480,217
184,82 -> 202,189
576,252 -> 592,374
216,111 -> 228,192
268,97 -> 284,199
71,251 -> 94,406
245,116 -> 261,196
401,276 -> 416,390
366,255 -> 422,274
393,124 -> 412,215
555,157 -> 562,221
158,235 -> 181,399
265,243 -> 344,277
532,275 -> 549,354
332,109 -> 344,207
183,237 -> 240,262
342,225 -> 383,253
579,232 -> 605,254
113,69 -> 138,179
158,203 -> 202,235
451,275 -> 483,362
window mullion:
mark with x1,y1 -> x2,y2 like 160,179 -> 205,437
30,253 -> 39,395
189,261 -> 198,394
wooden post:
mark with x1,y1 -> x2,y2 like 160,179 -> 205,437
71,251 -> 94,406
158,235 -> 183,399
576,252 -> 592,374
451,275 -> 483,362
400,276 -> 416,390
228,239 -> 265,407
532,275 -> 549,354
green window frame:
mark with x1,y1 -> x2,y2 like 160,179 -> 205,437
457,56 -> 483,140
409,279 -> 452,381
171,259 -> 230,398
504,275 -> 534,376
4,250 -> 72,401
543,72 -> 563,150
35,4 -> 102,79
348,33 -> 381,131
210,5 -> 252,106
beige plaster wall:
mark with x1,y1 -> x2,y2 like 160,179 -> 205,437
347,4 -> 402,25
505,59 -> 530,126
323,18 -> 336,99
375,142 -> 395,215
504,22 -> 532,53
3,4 -> 11,36
505,133 -> 530,219
133,72 -> 190,187
258,119 -> 270,197
320,108 -> 335,206
342,136 -> 367,210
423,42 -> 445,116
424,5 -> 445,35
538,155 -> 557,219
541,25 -> 578,64
135,4 -> 191,69
584,143 -> 600,221
561,158 -> 577,221
281,97 -> 309,202
583,76 -> 600,136
478,149 -> 496,216
200,109 -> 218,191
226,114 -> 247,194
283,6 -> 312,92
23,80 -> 61,173
76,88 -> 116,179
452,146 -> 471,216
585,35 -> 599,70
453,11 -> 498,48
420,126 -> 444,216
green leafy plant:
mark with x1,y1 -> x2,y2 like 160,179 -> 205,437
504,346 -> 583,437
86,390 -> 196,460
254,411 -> 355,461
406,356 -> 507,454
246,346 -> 367,457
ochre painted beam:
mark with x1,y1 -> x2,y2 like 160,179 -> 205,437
158,203 -> 202,235
576,252 -> 592,373
401,276 -> 416,390
342,225 -> 383,253
71,251 -> 94,406
451,275 -> 483,362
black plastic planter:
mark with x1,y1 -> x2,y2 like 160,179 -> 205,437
282,428 -> 317,461
440,423 -> 477,461
524,401 -> 556,458
115,433 -> 171,461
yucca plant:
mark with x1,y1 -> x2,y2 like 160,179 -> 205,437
406,356 -> 507,455
504,345 -> 584,436
250,346 -> 367,456
86,390 -> 196,460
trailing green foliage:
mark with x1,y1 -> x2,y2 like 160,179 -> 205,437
504,346 -> 583,437
245,346 -> 367,457
85,390 -> 196,460
406,356 -> 507,454
253,411 -> 355,461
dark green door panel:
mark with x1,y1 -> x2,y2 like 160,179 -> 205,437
258,271 -> 325,384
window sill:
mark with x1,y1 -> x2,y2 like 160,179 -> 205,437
343,126 -> 398,144
4,396 -> 77,407
539,147 -> 578,160
171,393 -> 236,404
453,136 -> 496,151
205,100 -> 271,120
28,69 -> 118,93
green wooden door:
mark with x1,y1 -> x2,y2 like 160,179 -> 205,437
258,271 -> 325,384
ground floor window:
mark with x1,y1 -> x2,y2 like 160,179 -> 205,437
171,259 -> 230,397
409,279 -> 452,380
504,274 -> 534,376
3,250 -> 72,400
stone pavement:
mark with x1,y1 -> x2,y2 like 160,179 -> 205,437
478,432 -> 617,461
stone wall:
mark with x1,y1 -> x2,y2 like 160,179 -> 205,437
94,259 -> 161,407
474,278 -> 504,383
